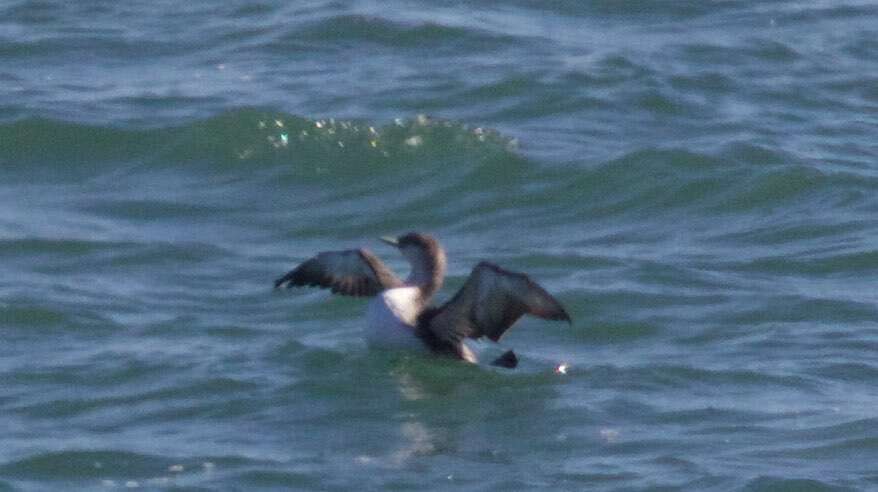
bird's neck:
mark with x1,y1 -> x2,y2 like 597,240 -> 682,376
404,248 -> 446,299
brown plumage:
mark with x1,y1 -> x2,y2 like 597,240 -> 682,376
273,249 -> 402,296
421,261 -> 570,343
275,233 -> 570,368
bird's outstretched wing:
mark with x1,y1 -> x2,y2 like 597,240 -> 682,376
274,249 -> 403,296
423,261 -> 570,344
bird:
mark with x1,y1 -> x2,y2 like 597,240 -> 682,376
274,232 -> 570,368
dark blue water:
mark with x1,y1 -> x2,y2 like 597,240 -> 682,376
2,1 -> 878,490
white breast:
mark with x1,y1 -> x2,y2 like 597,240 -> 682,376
365,287 -> 426,351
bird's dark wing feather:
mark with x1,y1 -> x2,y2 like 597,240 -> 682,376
425,261 -> 570,343
274,249 -> 403,296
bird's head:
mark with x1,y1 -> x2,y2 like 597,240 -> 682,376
380,232 -> 446,292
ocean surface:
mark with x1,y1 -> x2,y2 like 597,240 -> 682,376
2,1 -> 877,490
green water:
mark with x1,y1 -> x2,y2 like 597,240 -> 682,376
2,1 -> 878,490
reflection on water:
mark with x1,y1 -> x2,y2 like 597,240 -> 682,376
344,354 -> 563,469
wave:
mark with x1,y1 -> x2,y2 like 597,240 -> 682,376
289,14 -> 519,51
743,476 -> 854,492
0,450 -> 179,480
582,364 -> 813,393
0,109 -> 519,174
3,110 -> 876,241
0,449 -> 258,485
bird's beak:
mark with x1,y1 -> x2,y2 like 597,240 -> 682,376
380,236 -> 399,247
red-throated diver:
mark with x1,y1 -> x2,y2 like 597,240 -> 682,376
274,232 -> 570,368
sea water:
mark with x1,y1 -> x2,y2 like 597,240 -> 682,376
2,1 -> 877,490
